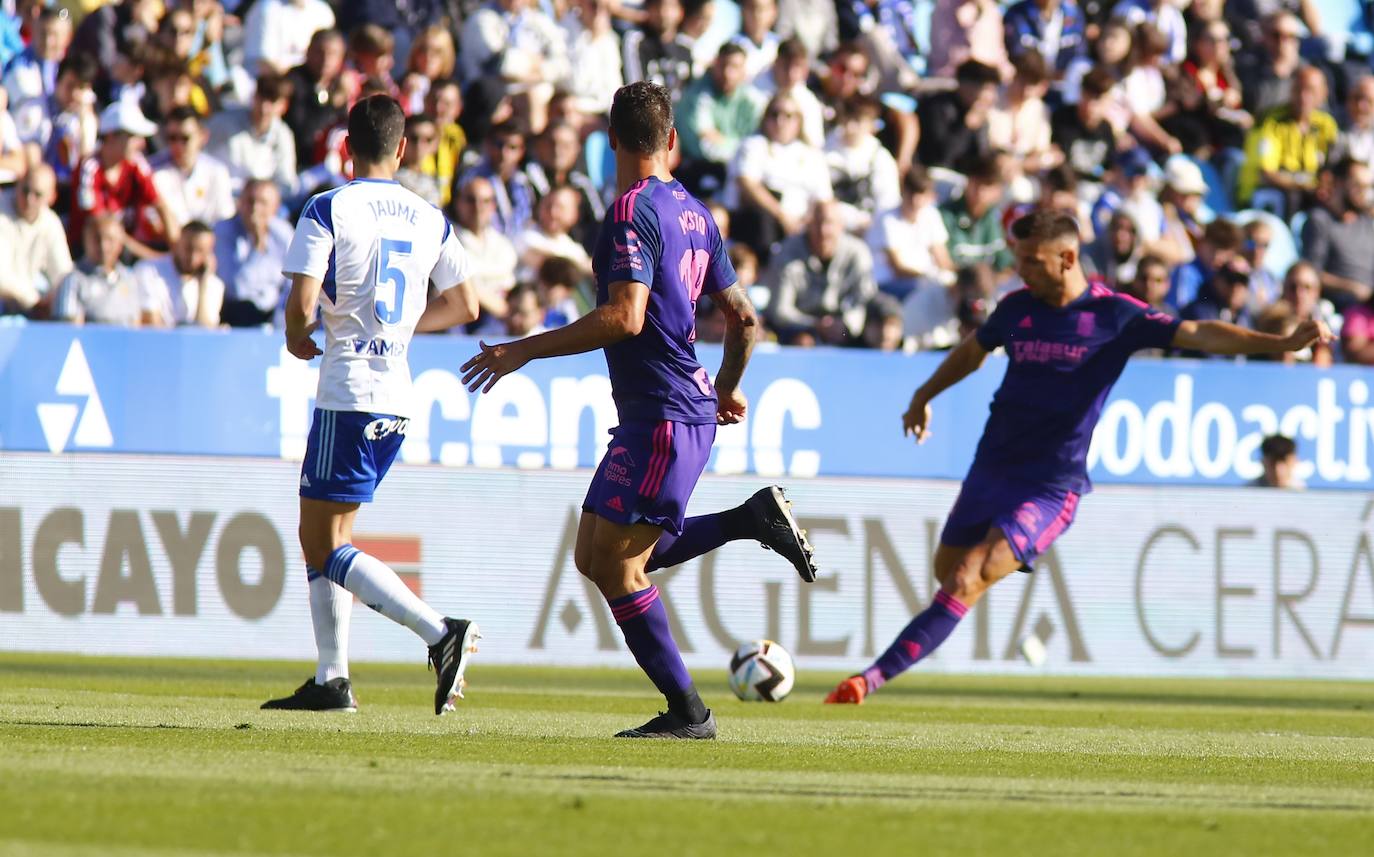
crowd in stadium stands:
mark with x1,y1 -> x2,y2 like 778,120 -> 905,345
1,0 -> 1373,365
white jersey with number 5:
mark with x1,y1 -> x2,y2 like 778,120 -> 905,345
283,178 -> 470,417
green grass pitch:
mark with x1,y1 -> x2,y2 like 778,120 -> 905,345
1,653 -> 1371,856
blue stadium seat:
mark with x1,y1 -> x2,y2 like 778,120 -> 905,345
1289,209 -> 1308,256
1234,209 -> 1298,277
1189,156 -> 1234,216
1308,0 -> 1374,59
584,130 -> 615,198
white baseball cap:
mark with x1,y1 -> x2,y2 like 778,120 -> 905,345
1164,157 -> 1208,196
97,99 -> 159,138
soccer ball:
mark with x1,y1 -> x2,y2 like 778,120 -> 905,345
728,639 -> 795,702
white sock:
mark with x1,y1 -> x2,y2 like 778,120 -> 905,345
308,570 -> 351,684
326,546 -> 447,646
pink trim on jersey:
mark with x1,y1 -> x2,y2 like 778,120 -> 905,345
934,590 -> 969,618
1034,492 -> 1081,554
616,179 -> 650,222
1089,282 -> 1114,299
611,586 -> 661,622
1112,290 -> 1151,309
638,421 -> 674,498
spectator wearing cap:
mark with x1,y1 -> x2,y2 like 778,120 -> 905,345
451,175 -> 519,328
284,29 -> 350,170
825,94 -> 899,234
1052,66 -> 1122,182
1238,65 -> 1337,214
1333,76 -> 1374,167
730,0 -> 780,80
1301,156 -> 1374,311
726,92 -> 832,263
867,167 -> 955,300
71,99 -> 178,261
942,153 -> 1012,273
1002,0 -> 1087,76
1254,434 -> 1304,488
1236,12 -> 1302,119
133,220 -> 223,328
753,36 -> 825,148
928,0 -> 1008,81
241,0 -> 336,76
1170,218 -> 1245,310
151,107 -> 234,237
1089,148 -> 1160,245
51,213 -> 142,327
458,121 -> 537,239
0,165 -> 73,316
207,72 -> 297,196
1156,155 -> 1209,265
678,43 -> 764,194
766,199 -> 877,344
214,178 -> 291,328
915,59 -> 999,170
3,5 -> 71,145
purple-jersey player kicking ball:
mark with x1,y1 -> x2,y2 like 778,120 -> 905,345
826,211 -> 1332,705
461,81 -> 818,739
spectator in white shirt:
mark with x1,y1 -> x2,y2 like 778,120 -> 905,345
0,87 -> 26,187
53,213 -> 143,328
558,0 -> 624,115
1334,75 -> 1374,166
452,175 -> 519,327
867,167 -> 956,300
461,0 -> 568,131
753,36 -> 825,147
152,107 -> 235,234
730,0 -> 780,80
134,220 -> 224,328
726,91 -> 833,262
241,0 -> 337,76
207,72 -> 297,195
516,185 -> 594,281
825,94 -> 901,234
3,6 -> 70,145
0,165 -> 73,316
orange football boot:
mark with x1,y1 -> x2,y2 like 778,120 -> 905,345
824,675 -> 868,704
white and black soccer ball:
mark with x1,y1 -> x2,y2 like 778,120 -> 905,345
728,639 -> 795,702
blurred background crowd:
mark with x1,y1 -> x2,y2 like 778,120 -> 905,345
1,0 -> 1372,365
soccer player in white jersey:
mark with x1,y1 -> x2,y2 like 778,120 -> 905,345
261,96 -> 483,715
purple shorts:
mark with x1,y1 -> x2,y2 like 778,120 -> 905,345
582,420 -> 716,535
941,478 -> 1081,570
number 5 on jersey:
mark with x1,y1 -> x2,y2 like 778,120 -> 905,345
375,238 -> 412,325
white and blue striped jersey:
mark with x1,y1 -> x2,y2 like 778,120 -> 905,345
283,178 -> 470,417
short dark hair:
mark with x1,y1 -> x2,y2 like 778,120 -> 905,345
165,105 -> 201,125
255,72 -> 292,103
349,23 -> 394,56
776,36 -> 808,64
902,165 -> 933,197
1081,66 -> 1117,99
959,152 -> 1002,184
955,59 -> 1000,88
1261,434 -> 1297,460
405,113 -> 437,136
717,41 -> 747,63
182,220 -> 213,238
58,52 -> 98,85
840,93 -> 882,122
1013,51 -> 1049,87
1329,155 -> 1369,182
1203,218 -> 1244,251
347,94 -> 407,164
610,81 -> 673,155
538,256 -> 582,288
1043,164 -> 1078,194
1137,254 -> 1169,276
1010,210 -> 1081,245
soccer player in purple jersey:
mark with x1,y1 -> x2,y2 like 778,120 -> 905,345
826,211 -> 1332,705
461,81 -> 818,739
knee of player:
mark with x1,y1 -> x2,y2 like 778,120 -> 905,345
574,544 -> 593,579
946,565 -> 988,601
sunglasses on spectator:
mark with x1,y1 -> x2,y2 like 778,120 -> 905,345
165,133 -> 193,142
768,109 -> 800,120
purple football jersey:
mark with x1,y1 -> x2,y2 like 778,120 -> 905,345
970,281 -> 1181,492
593,177 -> 737,424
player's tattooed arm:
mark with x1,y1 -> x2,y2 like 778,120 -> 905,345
710,283 -> 758,425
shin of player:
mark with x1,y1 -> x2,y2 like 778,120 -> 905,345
461,81 -> 814,738
827,210 -> 1332,705
262,94 -> 484,715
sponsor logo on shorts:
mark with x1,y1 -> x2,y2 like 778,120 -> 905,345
605,495 -> 625,512
605,445 -> 636,487
363,417 -> 410,441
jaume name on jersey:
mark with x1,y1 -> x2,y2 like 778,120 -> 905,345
366,199 -> 420,225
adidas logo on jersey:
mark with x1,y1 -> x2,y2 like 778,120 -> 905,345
1018,316 -> 1033,329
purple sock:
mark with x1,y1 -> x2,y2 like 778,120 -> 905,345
863,590 -> 969,692
609,586 -> 707,722
647,505 -> 754,571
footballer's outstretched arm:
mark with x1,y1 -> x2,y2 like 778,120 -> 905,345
903,333 -> 991,443
1171,318 -> 1331,356
284,273 -> 323,360
416,280 -> 480,332
460,281 -> 650,393
710,284 -> 758,425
